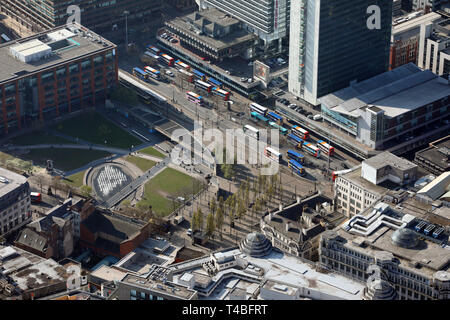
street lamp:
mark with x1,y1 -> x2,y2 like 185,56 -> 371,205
123,10 -> 129,48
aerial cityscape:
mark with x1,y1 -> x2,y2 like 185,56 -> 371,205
0,0 -> 448,305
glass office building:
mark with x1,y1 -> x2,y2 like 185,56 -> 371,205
288,0 -> 392,106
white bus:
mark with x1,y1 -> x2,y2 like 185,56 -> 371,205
144,66 -> 161,79
194,79 -> 212,92
186,91 -> 203,105
243,124 -> 259,140
249,102 -> 268,116
264,146 -> 281,163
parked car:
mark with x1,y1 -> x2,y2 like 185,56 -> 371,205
187,229 -> 193,236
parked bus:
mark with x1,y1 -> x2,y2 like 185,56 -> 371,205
132,67 -> 147,80
291,126 -> 309,140
195,79 -> 212,93
208,77 -> 222,88
147,45 -> 161,55
30,192 -> 42,203
289,159 -> 305,176
186,91 -> 203,105
212,87 -> 230,101
144,66 -> 161,79
192,69 -> 206,81
287,149 -> 305,164
161,54 -> 175,66
317,140 -> 335,156
175,60 -> 190,71
302,142 -> 320,157
143,51 -> 160,62
178,69 -> 194,83
287,133 -> 303,149
267,111 -> 283,124
269,122 -> 288,135
243,124 -> 259,140
264,146 -> 281,163
1,33 -> 11,43
249,102 -> 268,116
250,111 -> 269,123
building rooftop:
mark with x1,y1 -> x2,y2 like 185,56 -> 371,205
121,272 -> 196,300
319,63 -> 450,118
417,172 -> 450,200
415,135 -> 450,172
331,203 -> 450,277
0,167 -> 27,196
364,151 -> 418,171
392,12 -> 442,40
90,265 -> 128,283
0,246 -> 71,297
166,8 -> 255,52
0,23 -> 116,84
340,168 -> 390,195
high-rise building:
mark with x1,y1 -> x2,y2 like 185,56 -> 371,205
198,0 -> 290,54
288,0 -> 392,106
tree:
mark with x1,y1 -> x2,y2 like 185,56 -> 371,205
209,197 -> 217,215
192,208 -> 204,232
206,212 -> 215,238
215,206 -> 224,240
237,198 -> 246,221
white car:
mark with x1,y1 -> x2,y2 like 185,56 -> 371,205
187,229 -> 193,236
166,70 -> 174,77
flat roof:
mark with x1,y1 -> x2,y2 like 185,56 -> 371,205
340,168 -> 389,195
392,12 -> 442,37
364,151 -> 417,171
320,63 -> 450,118
121,273 -> 196,299
0,167 -> 27,196
166,8 -> 255,51
90,265 -> 128,283
0,24 -> 115,84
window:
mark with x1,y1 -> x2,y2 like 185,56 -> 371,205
130,290 -> 137,297
140,292 -> 146,299
157,297 -> 163,300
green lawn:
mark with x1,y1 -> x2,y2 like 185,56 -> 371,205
139,146 -> 165,159
10,131 -> 71,146
136,168 -> 202,217
23,148 -> 110,172
125,156 -> 156,172
51,111 -> 142,149
63,170 -> 86,188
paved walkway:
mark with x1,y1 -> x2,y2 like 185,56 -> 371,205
102,156 -> 172,208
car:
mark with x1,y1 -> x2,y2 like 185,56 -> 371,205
289,104 -> 296,109
307,114 -> 314,119
166,70 -> 174,77
283,101 -> 290,106
170,38 -> 177,43
236,112 -> 245,117
187,229 -> 193,236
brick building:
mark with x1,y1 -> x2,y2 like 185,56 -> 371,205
80,208 -> 152,258
0,23 -> 117,136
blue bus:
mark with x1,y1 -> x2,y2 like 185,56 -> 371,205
132,67 -> 147,80
287,133 -> 303,149
250,111 -> 269,123
287,150 -> 305,164
289,159 -> 305,176
192,69 -> 206,81
208,77 -> 222,88
267,111 -> 283,124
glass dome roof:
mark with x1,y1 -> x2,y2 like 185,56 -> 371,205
391,228 -> 419,249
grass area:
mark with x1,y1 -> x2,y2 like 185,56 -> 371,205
51,111 -> 142,149
23,148 -> 110,172
10,131 -> 71,146
125,156 -> 156,172
139,146 -> 165,159
63,170 -> 86,188
137,168 -> 202,217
